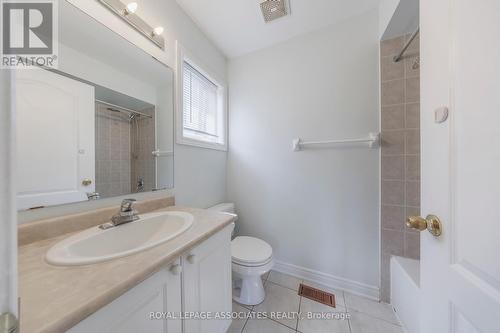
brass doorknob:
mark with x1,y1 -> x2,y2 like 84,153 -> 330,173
406,215 -> 442,237
81,179 -> 92,186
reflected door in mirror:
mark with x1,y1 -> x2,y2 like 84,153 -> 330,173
16,68 -> 95,210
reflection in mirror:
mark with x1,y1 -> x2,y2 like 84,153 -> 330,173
15,1 -> 174,211
94,94 -> 156,199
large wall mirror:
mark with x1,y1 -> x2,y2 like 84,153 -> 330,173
15,1 -> 174,211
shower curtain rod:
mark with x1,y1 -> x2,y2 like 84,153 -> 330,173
95,99 -> 153,119
393,27 -> 419,63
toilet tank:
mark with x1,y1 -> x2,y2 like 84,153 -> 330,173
209,203 -> 238,237
208,203 -> 235,214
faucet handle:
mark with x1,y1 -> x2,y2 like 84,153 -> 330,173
120,198 -> 137,212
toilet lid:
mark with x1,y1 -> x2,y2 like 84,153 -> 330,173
231,236 -> 273,265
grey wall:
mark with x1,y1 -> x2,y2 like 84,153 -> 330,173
227,10 -> 380,290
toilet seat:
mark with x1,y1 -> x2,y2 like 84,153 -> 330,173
231,236 -> 273,267
232,256 -> 273,267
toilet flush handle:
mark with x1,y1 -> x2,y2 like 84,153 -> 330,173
187,254 -> 196,264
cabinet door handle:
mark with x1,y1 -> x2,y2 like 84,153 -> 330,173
186,254 -> 196,264
170,264 -> 182,275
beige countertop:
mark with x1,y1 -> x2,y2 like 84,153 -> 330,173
19,206 -> 235,333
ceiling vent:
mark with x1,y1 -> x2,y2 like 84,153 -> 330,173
260,0 -> 289,23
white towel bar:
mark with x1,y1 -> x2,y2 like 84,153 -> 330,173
152,150 -> 174,157
292,132 -> 380,151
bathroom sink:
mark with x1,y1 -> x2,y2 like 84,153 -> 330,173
46,211 -> 194,266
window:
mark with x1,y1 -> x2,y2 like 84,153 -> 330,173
177,45 -> 227,151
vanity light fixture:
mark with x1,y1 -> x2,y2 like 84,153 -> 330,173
97,0 -> 165,50
124,2 -> 138,15
153,26 -> 164,36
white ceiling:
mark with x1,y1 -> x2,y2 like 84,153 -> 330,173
175,0 -> 381,58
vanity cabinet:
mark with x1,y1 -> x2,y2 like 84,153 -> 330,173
182,226 -> 233,333
67,225 -> 233,333
67,259 -> 183,333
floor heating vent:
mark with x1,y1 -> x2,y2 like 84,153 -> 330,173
298,284 -> 336,308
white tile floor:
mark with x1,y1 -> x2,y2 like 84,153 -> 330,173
227,271 -> 404,333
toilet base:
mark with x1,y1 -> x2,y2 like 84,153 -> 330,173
232,275 -> 266,306
231,259 -> 274,306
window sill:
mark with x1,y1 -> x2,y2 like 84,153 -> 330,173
176,137 -> 228,152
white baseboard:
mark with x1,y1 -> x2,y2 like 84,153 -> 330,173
273,260 -> 380,301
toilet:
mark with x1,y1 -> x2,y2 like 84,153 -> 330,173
209,203 -> 274,306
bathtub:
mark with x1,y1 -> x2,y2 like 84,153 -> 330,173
390,256 -> 420,333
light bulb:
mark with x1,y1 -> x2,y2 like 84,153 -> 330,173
125,2 -> 138,14
153,26 -> 164,36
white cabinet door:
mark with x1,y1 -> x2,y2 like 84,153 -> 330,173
15,68 -> 95,210
420,0 -> 500,332
183,225 -> 234,333
68,260 -> 182,333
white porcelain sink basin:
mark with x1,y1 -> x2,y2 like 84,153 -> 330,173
46,211 -> 194,266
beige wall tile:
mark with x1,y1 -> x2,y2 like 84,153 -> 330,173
382,79 -> 405,105
120,138 -> 129,152
404,232 -> 420,259
110,122 -> 120,138
405,77 -> 420,103
382,181 -> 404,205
110,171 -> 121,183
405,103 -> 420,129
382,156 -> 404,180
380,275 -> 391,303
382,131 -> 405,156
406,130 -> 420,154
406,181 -> 420,207
404,55 -> 420,78
381,205 -> 405,231
96,105 -> 135,199
405,206 -> 420,218
131,115 -> 156,192
382,105 -> 404,130
381,56 -> 404,82
405,33 -> 420,53
110,148 -> 121,161
380,36 -> 405,57
380,253 -> 391,303
406,155 -> 420,181
381,229 -> 404,255
97,148 -> 108,161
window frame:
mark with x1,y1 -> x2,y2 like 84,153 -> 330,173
176,43 -> 228,151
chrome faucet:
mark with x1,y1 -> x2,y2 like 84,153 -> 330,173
112,199 -> 140,225
99,199 -> 140,230
86,192 -> 100,200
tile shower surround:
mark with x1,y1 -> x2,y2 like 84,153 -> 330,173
380,34 -> 420,302
95,103 -> 155,198
131,108 -> 156,193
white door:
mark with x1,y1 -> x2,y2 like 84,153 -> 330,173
420,0 -> 500,332
15,68 -> 95,210
183,225 -> 233,333
0,70 -> 18,331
